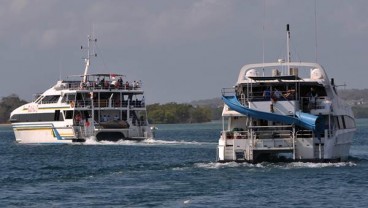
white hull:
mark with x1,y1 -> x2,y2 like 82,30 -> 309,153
217,130 -> 355,162
12,122 -> 150,144
12,123 -> 74,144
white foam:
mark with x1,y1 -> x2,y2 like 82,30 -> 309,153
144,139 -> 214,145
284,161 -> 356,169
194,161 -> 356,170
194,162 -> 264,169
73,137 -> 214,146
183,200 -> 190,204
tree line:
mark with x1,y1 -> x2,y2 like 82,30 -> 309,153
0,94 -> 27,123
146,102 -> 217,124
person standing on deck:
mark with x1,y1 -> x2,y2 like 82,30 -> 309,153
308,87 -> 318,109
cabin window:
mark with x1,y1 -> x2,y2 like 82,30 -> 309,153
54,110 -> 62,121
64,111 -> 74,119
334,116 -> 340,129
10,113 -> 63,123
337,116 -> 344,129
343,116 -> 355,129
341,116 -> 346,129
61,94 -> 76,103
40,95 -> 60,104
34,95 -> 43,103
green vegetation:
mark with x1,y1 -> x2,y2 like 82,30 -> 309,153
146,102 -> 218,124
352,106 -> 368,118
0,94 -> 27,123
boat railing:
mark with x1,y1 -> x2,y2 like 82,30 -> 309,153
248,125 -> 293,130
248,89 -> 296,102
296,130 -> 313,138
222,130 -> 248,140
64,82 -> 143,91
221,88 -> 236,96
74,100 -> 92,108
253,129 -> 292,140
300,96 -> 330,112
254,138 -> 293,149
39,100 -> 59,104
111,100 -> 145,108
72,100 -> 145,108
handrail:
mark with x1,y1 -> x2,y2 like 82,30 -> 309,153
222,130 -> 248,139
296,129 -> 313,138
69,100 -> 145,108
63,82 -> 143,91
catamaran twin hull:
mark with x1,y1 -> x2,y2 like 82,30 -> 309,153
10,82 -> 152,144
217,62 -> 356,163
10,36 -> 152,144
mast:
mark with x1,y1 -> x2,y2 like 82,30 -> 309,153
286,24 -> 291,64
81,35 -> 97,83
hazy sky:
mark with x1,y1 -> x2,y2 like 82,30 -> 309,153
1,0 -> 368,103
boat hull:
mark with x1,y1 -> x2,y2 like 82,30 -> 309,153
12,123 -> 150,144
217,129 -> 355,163
12,123 -> 74,144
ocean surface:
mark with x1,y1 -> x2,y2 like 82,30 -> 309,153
0,120 -> 367,207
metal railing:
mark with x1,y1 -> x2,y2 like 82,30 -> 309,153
222,130 -> 248,140
63,82 -> 143,91
70,100 -> 145,108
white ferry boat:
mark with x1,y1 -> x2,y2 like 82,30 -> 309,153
10,36 -> 152,143
217,25 -> 356,163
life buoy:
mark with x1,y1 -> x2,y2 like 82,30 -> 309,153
70,101 -> 75,108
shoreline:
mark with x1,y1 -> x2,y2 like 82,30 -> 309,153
0,123 -> 11,126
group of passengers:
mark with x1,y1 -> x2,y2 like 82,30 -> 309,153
80,77 -> 142,90
100,114 -> 120,122
262,88 -> 296,102
263,87 -> 319,109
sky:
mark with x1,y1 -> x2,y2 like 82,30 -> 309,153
1,0 -> 368,104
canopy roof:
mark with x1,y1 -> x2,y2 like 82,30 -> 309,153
248,75 -> 301,81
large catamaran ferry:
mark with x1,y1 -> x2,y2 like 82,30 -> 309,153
10,36 -> 152,143
217,25 -> 356,163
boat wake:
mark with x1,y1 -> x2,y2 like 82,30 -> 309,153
144,139 -> 215,145
78,137 -> 215,146
194,161 -> 357,170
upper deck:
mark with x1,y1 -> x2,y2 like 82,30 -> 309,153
221,61 -> 349,117
237,62 -> 330,86
54,73 -> 144,93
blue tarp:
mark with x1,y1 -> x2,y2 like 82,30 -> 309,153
222,96 -> 323,132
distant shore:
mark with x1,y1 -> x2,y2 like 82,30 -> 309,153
0,123 -> 11,126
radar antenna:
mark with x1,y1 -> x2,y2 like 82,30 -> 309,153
81,35 -> 97,83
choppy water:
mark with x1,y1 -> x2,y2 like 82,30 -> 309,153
0,120 -> 367,207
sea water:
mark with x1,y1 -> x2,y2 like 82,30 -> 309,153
0,120 -> 367,207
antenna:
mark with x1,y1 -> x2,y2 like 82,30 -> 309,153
286,24 -> 291,63
286,24 -> 291,75
262,0 -> 266,66
81,35 -> 97,83
262,0 -> 266,76
314,0 -> 318,62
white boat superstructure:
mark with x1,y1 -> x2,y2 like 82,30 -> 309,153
217,25 -> 356,163
10,36 -> 152,144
